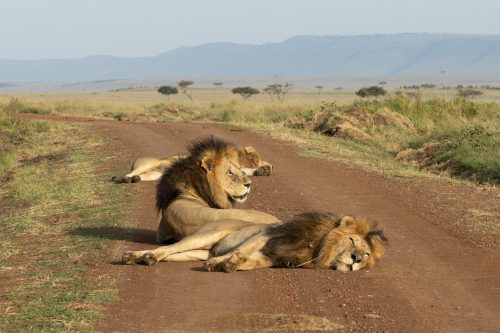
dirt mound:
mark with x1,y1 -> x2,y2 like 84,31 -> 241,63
305,110 -> 369,139
396,142 -> 443,168
373,107 -> 414,130
287,107 -> 414,140
164,105 -> 180,114
343,108 -> 375,127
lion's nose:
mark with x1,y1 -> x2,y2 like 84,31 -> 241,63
351,253 -> 362,263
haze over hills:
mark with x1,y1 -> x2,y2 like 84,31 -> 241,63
2,34 -> 500,83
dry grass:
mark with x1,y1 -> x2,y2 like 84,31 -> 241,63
1,86 -> 499,185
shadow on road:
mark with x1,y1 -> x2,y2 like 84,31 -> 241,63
67,226 -> 158,245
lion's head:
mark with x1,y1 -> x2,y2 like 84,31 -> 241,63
262,212 -> 387,272
238,146 -> 273,176
201,143 -> 251,205
317,215 -> 387,272
156,136 -> 251,211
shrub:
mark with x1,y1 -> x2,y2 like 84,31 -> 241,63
355,86 -> 387,98
157,86 -> 178,98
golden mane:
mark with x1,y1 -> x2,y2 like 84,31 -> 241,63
156,136 -> 240,211
261,212 -> 387,269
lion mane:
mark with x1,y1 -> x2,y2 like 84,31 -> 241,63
156,136 -> 240,211
261,212 -> 387,269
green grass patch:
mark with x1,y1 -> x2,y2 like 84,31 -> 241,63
0,115 -> 131,331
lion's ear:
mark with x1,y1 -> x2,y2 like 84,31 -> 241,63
201,152 -> 216,172
339,216 -> 355,229
244,146 -> 256,154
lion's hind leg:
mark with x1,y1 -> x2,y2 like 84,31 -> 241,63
122,220 -> 253,266
132,170 -> 163,182
205,232 -> 272,272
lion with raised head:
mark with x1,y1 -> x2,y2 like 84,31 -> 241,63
111,145 -> 272,184
122,212 -> 387,272
123,137 -> 280,252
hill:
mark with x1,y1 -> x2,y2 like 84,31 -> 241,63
2,34 -> 500,82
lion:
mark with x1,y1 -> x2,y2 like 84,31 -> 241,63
145,136 -> 280,245
122,212 -> 387,272
111,145 -> 273,184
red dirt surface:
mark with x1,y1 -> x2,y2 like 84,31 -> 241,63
30,116 -> 500,332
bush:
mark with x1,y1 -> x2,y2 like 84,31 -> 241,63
407,125 -> 499,184
157,86 -> 178,97
355,86 -> 387,98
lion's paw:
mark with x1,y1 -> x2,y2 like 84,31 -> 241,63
204,259 -> 223,272
143,252 -> 158,266
122,251 -> 135,265
222,256 -> 240,273
131,175 -> 141,183
254,165 -> 272,176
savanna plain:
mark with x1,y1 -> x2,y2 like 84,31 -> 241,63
0,85 -> 499,332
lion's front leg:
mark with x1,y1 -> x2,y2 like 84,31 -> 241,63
163,250 -> 209,262
205,251 -> 273,272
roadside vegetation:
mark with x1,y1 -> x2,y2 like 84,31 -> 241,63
0,104 -> 131,331
1,87 -> 498,185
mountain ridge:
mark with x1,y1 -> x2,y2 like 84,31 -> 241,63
2,34 -> 500,83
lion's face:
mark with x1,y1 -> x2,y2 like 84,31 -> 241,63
330,233 -> 373,272
317,215 -> 386,272
239,146 -> 273,176
201,148 -> 251,207
218,157 -> 251,204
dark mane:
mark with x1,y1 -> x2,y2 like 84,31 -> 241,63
261,212 -> 388,268
261,212 -> 341,267
188,136 -> 233,160
156,136 -> 235,211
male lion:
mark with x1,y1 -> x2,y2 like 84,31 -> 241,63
122,212 -> 387,272
111,146 -> 272,184
150,136 -> 280,245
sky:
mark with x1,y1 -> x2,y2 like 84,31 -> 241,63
1,0 -> 500,60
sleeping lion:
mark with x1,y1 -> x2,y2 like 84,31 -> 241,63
111,145 -> 273,184
122,212 -> 387,272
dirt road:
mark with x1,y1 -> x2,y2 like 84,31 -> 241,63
52,117 -> 499,332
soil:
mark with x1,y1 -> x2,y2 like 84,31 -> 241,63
26,115 -> 500,332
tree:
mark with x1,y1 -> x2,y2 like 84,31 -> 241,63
263,83 -> 293,103
231,86 -> 260,100
157,86 -> 178,100
177,80 -> 194,101
355,86 -> 387,98
315,85 -> 324,95
213,82 -> 223,88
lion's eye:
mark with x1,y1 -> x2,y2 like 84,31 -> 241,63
349,237 -> 355,245
365,252 -> 370,257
